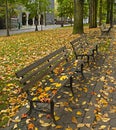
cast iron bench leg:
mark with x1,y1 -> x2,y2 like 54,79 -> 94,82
81,64 -> 85,79
92,50 -> 95,61
70,76 -> 74,96
87,55 -> 90,65
50,100 -> 56,124
27,91 -> 34,115
27,100 -> 34,115
96,45 -> 98,54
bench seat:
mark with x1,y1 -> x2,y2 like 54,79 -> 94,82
70,35 -> 98,65
16,46 -> 83,123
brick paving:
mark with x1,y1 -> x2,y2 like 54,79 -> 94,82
1,27 -> 116,130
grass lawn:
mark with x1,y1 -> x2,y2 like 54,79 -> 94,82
0,26 -> 110,128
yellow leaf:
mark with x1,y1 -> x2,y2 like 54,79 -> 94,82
101,117 -> 110,122
60,75 -> 68,80
55,116 -> 60,121
84,109 -> 89,112
72,116 -> 78,124
38,113 -> 44,118
100,76 -> 105,81
35,127 -> 38,130
83,87 -> 88,93
64,108 -> 68,112
32,97 -> 38,101
65,126 -> 73,130
63,102 -> 69,106
26,119 -> 31,124
49,78 -> 54,82
52,83 -> 61,87
13,124 -> 18,129
45,87 -> 51,91
41,123 -> 50,127
85,123 -> 91,128
57,95 -> 61,99
86,116 -> 91,119
99,125 -> 106,129
77,123 -> 84,128
67,107 -> 72,112
76,111 -> 82,116
7,83 -> 14,87
97,94 -> 101,97
39,119 -> 44,124
55,125 -> 63,129
56,83 -> 61,87
82,101 -> 87,105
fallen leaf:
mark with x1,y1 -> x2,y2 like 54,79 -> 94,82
72,116 -> 78,123
76,111 -> 82,116
55,115 -> 60,121
39,120 -> 44,124
13,124 -> 18,129
46,114 -> 51,119
60,75 -> 68,80
55,125 -> 63,129
45,87 -> 51,91
28,123 -> 35,130
38,113 -> 44,118
77,123 -> 84,128
85,123 -> 91,128
99,125 -> 106,129
41,123 -> 50,127
26,119 -> 31,124
67,107 -> 72,112
100,76 -> 105,81
65,126 -> 73,130
35,127 -> 38,130
82,101 -> 87,105
21,113 -> 28,118
101,117 -> 110,122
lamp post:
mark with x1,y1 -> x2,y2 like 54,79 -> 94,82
5,0 -> 10,36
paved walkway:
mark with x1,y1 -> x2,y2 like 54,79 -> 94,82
1,27 -> 116,130
0,25 -> 61,36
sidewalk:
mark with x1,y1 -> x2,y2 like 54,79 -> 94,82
0,27 -> 116,130
0,25 -> 61,36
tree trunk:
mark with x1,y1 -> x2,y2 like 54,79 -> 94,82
106,0 -> 110,24
73,0 -> 84,34
99,0 -> 102,26
5,0 -> 10,36
35,16 -> 38,31
110,0 -> 114,27
89,0 -> 98,28
106,0 -> 114,26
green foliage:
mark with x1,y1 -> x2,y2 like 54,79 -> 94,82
24,0 -> 50,18
57,0 -> 74,19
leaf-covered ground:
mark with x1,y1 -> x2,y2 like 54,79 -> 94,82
0,26 -> 115,129
0,27 -> 82,127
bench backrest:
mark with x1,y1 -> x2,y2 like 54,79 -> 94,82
70,36 -> 88,59
16,46 -> 68,92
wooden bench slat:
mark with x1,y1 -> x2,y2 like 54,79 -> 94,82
16,46 -> 66,78
20,51 -> 68,84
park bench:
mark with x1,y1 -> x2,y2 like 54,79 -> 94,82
100,24 -> 112,36
15,46 -> 84,123
70,34 -> 98,65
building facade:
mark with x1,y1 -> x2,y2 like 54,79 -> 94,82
17,0 -> 55,27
